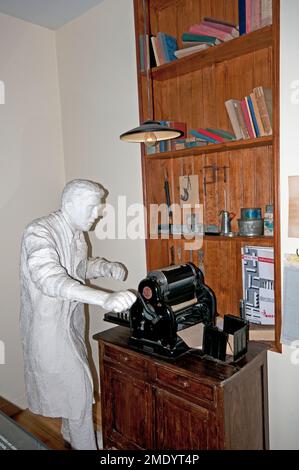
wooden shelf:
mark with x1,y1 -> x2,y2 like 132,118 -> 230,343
145,136 -> 273,160
148,26 -> 273,81
204,235 -> 274,243
155,234 -> 274,244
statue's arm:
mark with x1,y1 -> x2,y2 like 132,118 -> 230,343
86,257 -> 127,281
23,226 -> 136,311
24,227 -> 109,306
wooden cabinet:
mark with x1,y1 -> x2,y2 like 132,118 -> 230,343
133,0 -> 281,349
94,327 -> 269,450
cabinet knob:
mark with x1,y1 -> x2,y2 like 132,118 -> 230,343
123,355 -> 129,362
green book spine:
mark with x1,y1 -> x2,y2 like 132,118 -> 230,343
206,128 -> 236,140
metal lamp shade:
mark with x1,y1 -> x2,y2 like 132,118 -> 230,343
120,120 -> 184,143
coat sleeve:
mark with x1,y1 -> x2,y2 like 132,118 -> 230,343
85,257 -> 111,280
23,224 -> 109,307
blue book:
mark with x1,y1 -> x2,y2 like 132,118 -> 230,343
238,0 -> 246,36
158,32 -> 178,63
247,96 -> 260,137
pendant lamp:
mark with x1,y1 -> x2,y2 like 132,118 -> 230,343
120,0 -> 184,145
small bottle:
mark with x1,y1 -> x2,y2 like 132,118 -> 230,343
264,205 -> 274,236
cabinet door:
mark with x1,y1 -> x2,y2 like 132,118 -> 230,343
102,364 -> 153,450
155,388 -> 216,450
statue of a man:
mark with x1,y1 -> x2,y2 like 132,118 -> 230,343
20,179 -> 136,450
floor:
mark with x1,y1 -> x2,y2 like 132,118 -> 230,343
0,396 -> 102,450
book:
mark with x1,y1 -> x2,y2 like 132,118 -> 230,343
233,100 -> 251,139
225,99 -> 243,140
247,95 -> 260,137
238,0 -> 247,35
261,0 -> 273,27
151,36 -> 161,66
206,128 -> 236,140
241,98 -> 256,138
157,32 -> 178,63
174,43 -> 209,58
250,92 -> 265,136
181,32 -> 221,44
201,19 -> 239,38
203,16 -> 238,29
196,128 -> 225,143
189,24 -> 234,42
253,87 -> 272,135
189,130 -> 220,144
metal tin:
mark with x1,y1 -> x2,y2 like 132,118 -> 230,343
240,208 -> 262,220
238,218 -> 264,237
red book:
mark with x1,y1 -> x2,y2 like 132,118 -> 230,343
196,128 -> 225,142
241,99 -> 255,139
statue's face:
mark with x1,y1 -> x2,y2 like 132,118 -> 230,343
68,192 -> 102,231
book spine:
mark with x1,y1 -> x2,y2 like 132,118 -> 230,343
189,130 -> 219,143
241,99 -> 255,138
197,128 -> 225,142
225,100 -> 243,140
250,92 -> 265,136
247,95 -> 260,137
246,0 -> 252,33
151,37 -> 160,67
238,0 -> 247,35
261,0 -> 273,27
234,101 -> 250,139
201,20 -> 239,37
206,128 -> 236,140
254,87 -> 272,135
189,24 -> 232,42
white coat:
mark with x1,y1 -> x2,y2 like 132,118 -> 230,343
20,210 -> 95,420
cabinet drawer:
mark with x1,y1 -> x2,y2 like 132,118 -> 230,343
104,344 -> 147,373
156,367 -> 214,402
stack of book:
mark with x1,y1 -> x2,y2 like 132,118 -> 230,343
225,87 -> 272,140
189,128 -> 236,144
174,17 -> 239,59
238,0 -> 272,35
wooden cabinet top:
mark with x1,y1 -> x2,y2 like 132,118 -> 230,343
94,326 -> 268,386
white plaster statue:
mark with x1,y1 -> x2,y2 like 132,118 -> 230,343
20,179 -> 136,450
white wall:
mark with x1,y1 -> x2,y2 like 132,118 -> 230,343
0,13 -> 65,406
56,0 -> 147,383
268,0 -> 299,450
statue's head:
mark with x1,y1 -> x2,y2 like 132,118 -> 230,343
61,179 -> 106,231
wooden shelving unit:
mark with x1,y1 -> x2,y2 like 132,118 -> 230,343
134,0 -> 280,349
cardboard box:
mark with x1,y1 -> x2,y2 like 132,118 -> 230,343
241,246 -> 275,325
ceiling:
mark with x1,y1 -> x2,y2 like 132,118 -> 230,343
0,0 -> 105,30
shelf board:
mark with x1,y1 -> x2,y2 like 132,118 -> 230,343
145,136 -> 273,160
154,235 -> 274,244
149,26 -> 273,81
204,235 -> 274,244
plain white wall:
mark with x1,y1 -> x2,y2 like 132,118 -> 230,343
0,13 -> 65,406
267,0 -> 299,450
56,0 -> 147,382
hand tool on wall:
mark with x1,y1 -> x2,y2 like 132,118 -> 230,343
164,168 -> 172,217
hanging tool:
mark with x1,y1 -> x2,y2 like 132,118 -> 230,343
164,168 -> 172,217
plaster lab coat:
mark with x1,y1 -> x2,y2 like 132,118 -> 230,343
20,210 -> 96,420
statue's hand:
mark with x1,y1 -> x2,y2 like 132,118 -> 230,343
109,262 -> 127,281
102,290 -> 137,313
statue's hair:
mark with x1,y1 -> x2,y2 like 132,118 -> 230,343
61,179 -> 104,209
